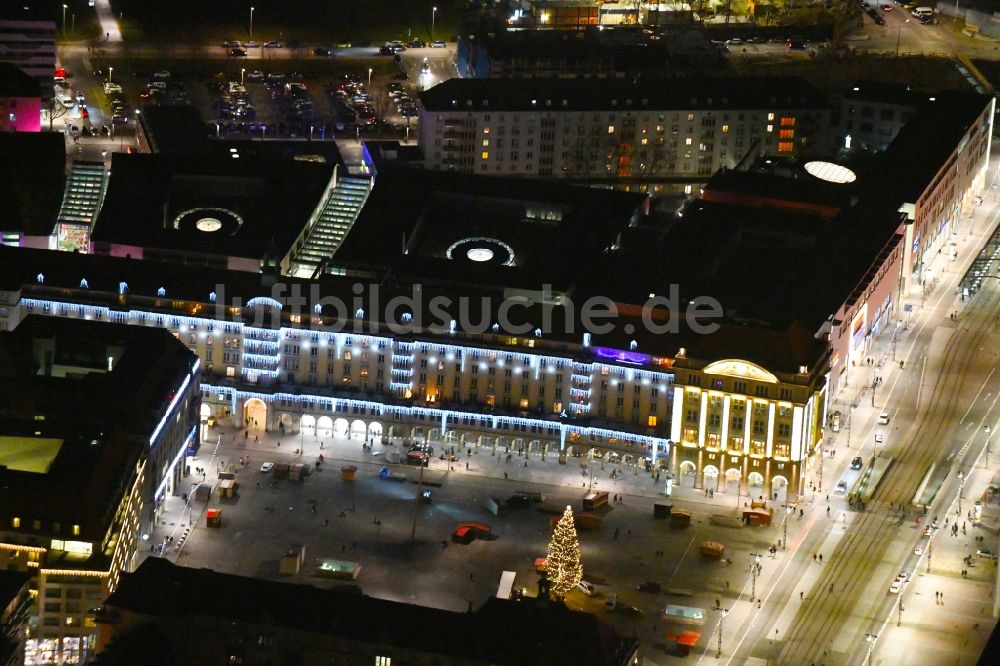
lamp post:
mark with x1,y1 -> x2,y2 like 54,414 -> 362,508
61,4 -> 68,38
896,19 -> 910,57
897,598 -> 904,626
368,67 -> 373,91
750,553 -> 761,602
108,66 -> 113,84
249,6 -> 255,40
432,6 -> 437,41
241,68 -> 246,84
717,608 -> 728,658
865,632 -> 877,666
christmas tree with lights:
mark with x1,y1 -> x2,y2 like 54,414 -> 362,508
546,505 -> 584,599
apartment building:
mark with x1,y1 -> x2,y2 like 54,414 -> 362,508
0,16 -> 56,100
418,77 -> 830,192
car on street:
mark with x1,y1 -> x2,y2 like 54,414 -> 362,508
247,70 -> 264,80
897,570 -> 911,584
637,581 -> 662,593
835,480 -> 848,494
222,40 -> 242,48
881,3 -> 893,9
314,47 -> 332,56
264,41 -> 283,48
619,604 -> 645,616
913,543 -> 924,555
260,461 -> 274,473
245,41 -> 260,48
878,412 -> 890,425
153,70 -> 171,79
851,456 -> 864,470
408,39 -> 426,48
889,580 -> 902,594
430,40 -> 446,48
977,549 -> 998,560
230,48 -> 247,57
919,14 -> 935,23
726,37 -> 742,45
577,580 -> 597,596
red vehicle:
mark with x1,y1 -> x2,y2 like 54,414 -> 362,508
451,521 -> 493,544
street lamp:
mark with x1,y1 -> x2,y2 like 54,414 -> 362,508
249,6 -> 255,40
241,68 -> 246,84
865,632 -> 877,666
717,608 -> 728,658
750,553 -> 761,602
108,66 -> 113,84
368,67 -> 373,91
896,19 -> 910,57
61,4 -> 68,38
432,6 -> 437,41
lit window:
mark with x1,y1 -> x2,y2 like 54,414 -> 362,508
687,113 -> 694,121
607,125 -> 615,133
72,524 -> 80,536
641,137 -> 648,145
482,139 -> 489,147
778,141 -> 794,152
767,112 -> 775,121
344,352 -> 352,361
11,517 -> 20,528
766,125 -> 773,133
721,124 -> 729,133
780,117 -> 795,126
376,658 -> 392,666
685,137 -> 692,146
648,415 -> 658,427
481,151 -> 489,160
779,129 -> 794,139
684,185 -> 693,194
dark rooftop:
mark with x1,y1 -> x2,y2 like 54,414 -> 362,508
420,76 -> 827,112
0,132 -> 65,236
91,151 -> 335,264
0,61 -> 39,97
874,91 -> 992,203
333,163 -> 647,293
102,558 -> 635,666
0,316 -> 196,543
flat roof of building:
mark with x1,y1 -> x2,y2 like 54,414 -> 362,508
103,558 -> 635,666
0,316 -> 196,547
874,91 -> 992,203
334,163 -> 647,292
420,76 -> 827,112
0,132 -> 66,236
92,150 -> 335,262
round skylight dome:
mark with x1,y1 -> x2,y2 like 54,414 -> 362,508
804,161 -> 857,184
466,247 -> 495,262
195,217 -> 223,232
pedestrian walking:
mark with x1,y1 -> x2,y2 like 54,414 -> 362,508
818,554 -> 823,563
812,554 -> 817,562
757,600 -> 762,609
826,506 -> 830,516
465,461 -> 469,471
524,460 -> 528,468
503,471 -> 508,480
800,591 -> 804,600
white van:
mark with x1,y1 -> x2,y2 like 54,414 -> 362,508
912,6 -> 933,17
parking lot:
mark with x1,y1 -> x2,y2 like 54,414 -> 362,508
152,423 -> 798,659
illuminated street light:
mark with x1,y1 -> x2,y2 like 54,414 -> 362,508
62,4 -> 68,38
432,6 -> 437,41
108,66 -> 113,84
241,68 -> 246,84
368,67 -> 372,91
249,6 -> 255,40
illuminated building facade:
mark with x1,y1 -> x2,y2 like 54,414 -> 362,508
0,317 -> 199,664
418,77 -> 829,188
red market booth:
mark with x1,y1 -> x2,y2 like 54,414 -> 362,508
206,509 -> 222,528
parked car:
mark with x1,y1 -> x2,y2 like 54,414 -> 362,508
222,40 -> 242,48
851,456 -> 864,470
408,39 -> 426,48
977,549 -> 998,560
577,580 -> 597,597
245,41 -> 260,48
153,70 -> 171,79
260,461 -> 275,473
314,47 -> 332,56
637,581 -> 662,593
230,48 -> 247,57
430,40 -> 446,48
264,41 -> 283,48
247,70 -> 264,80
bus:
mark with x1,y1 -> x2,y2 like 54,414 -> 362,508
497,571 -> 516,599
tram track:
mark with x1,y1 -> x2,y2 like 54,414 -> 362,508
776,282 -> 1000,664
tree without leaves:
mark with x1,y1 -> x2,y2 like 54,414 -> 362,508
546,505 -> 584,599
